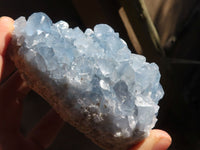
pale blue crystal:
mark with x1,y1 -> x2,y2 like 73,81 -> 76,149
10,12 -> 164,150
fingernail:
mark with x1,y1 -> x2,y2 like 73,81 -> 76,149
153,138 -> 171,150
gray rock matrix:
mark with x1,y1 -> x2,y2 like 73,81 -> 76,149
9,12 -> 164,150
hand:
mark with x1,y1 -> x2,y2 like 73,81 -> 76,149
0,16 -> 172,150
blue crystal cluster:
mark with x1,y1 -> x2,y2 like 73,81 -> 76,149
10,12 -> 164,150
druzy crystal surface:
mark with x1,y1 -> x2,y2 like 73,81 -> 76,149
10,12 -> 164,150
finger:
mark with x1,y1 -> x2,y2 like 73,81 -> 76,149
27,109 -> 64,149
0,17 -> 14,82
130,129 -> 172,150
0,51 -> 16,84
0,71 -> 30,131
0,71 -> 29,104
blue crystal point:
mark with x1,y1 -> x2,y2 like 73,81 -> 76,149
25,12 -> 52,36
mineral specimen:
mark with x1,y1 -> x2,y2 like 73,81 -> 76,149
9,12 -> 164,150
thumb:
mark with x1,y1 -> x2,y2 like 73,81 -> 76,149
0,16 -> 14,56
0,16 -> 14,81
130,129 -> 172,150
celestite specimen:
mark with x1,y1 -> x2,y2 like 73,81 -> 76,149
9,12 -> 164,150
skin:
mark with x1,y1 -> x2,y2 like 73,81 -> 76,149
0,16 -> 172,150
